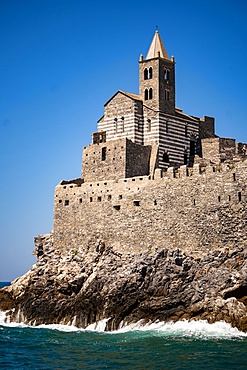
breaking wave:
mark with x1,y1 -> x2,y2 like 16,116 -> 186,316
0,310 -> 246,339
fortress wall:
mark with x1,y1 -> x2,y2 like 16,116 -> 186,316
54,159 -> 247,256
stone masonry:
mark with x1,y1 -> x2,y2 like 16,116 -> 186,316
53,31 -> 247,256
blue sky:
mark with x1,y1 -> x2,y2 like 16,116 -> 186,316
0,0 -> 247,281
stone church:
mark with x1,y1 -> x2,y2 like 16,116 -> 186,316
82,30 -> 215,183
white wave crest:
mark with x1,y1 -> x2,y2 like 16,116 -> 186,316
1,310 -> 246,339
114,319 -> 247,339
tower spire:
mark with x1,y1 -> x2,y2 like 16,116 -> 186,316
146,30 -> 169,60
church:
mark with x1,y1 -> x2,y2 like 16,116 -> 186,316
82,30 -> 215,183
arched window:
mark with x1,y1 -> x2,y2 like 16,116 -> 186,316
148,67 -> 153,79
147,119 -> 151,132
164,69 -> 170,80
149,88 -> 153,99
144,68 -> 148,80
163,152 -> 169,163
144,89 -> 148,100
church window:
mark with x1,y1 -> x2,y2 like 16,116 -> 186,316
165,90 -> 170,100
148,67 -> 153,79
163,152 -> 169,163
102,147 -> 106,161
114,118 -> 118,132
185,125 -> 188,137
149,88 -> 153,99
144,89 -> 148,100
164,69 -> 170,80
147,119 -> 151,132
144,68 -> 148,80
121,116 -> 124,132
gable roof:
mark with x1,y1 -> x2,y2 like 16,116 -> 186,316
104,90 -> 142,107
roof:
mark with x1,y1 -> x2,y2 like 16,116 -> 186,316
104,90 -> 142,107
175,107 -> 199,122
146,30 -> 169,60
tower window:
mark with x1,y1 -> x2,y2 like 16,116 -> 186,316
102,147 -> 106,161
144,68 -> 148,80
165,90 -> 170,100
148,67 -> 153,79
163,152 -> 169,163
149,88 -> 153,99
164,69 -> 170,80
144,89 -> 148,100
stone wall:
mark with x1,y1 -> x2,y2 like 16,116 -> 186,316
202,138 -> 237,162
54,158 -> 247,256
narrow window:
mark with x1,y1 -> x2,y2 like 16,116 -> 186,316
90,197 -> 93,203
144,68 -> 148,80
147,119 -> 151,132
163,152 -> 169,163
185,125 -> 188,137
218,196 -> 221,202
148,67 -> 153,79
121,116 -> 124,132
149,88 -> 153,99
193,199 -> 196,205
79,198 -> 82,203
228,195 -> 231,201
144,89 -> 148,100
238,192 -> 242,202
165,90 -> 170,100
119,195 -> 122,200
102,147 -> 106,161
65,200 -> 69,206
233,173 -> 236,181
164,69 -> 170,80
154,199 -> 157,206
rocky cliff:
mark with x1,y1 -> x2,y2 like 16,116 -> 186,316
1,233 -> 247,332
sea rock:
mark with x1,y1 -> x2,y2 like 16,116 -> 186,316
0,233 -> 247,331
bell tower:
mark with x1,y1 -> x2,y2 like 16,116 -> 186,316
139,31 -> 175,115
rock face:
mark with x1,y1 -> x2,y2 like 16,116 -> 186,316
1,233 -> 247,332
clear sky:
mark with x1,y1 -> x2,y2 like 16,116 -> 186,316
0,0 -> 247,281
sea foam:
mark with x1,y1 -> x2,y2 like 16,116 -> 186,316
0,310 -> 246,339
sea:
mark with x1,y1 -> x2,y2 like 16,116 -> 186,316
0,282 -> 247,369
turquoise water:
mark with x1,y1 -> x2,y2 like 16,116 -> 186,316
1,282 -> 247,369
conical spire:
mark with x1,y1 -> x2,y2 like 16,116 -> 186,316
146,30 -> 169,60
